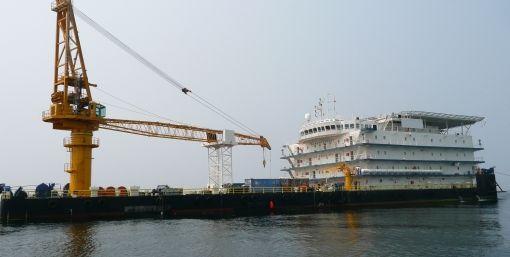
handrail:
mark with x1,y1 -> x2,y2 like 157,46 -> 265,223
0,181 -> 477,200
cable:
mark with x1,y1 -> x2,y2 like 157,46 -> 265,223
95,87 -> 185,125
73,7 -> 260,136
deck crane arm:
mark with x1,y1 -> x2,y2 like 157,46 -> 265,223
99,118 -> 271,149
99,118 -> 271,189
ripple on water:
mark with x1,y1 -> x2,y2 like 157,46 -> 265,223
1,199 -> 510,257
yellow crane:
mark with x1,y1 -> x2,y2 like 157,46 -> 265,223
324,163 -> 355,191
43,0 -> 270,195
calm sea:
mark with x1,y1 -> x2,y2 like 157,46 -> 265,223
1,194 -> 509,257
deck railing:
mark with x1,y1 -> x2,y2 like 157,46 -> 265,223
0,182 -> 476,200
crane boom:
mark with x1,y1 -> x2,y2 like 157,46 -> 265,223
99,118 -> 271,149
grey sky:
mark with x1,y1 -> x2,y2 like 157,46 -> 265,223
1,0 -> 509,189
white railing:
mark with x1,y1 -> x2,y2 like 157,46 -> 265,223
42,110 -> 51,119
63,137 -> 100,146
0,181 -> 478,200
474,156 -> 484,162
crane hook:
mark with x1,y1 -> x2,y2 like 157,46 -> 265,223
262,148 -> 267,168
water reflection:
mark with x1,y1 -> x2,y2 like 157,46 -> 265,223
64,223 -> 96,257
345,210 -> 361,243
1,201 -> 508,257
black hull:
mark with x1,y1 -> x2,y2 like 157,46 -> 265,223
0,173 -> 498,223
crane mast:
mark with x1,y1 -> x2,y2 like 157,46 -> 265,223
43,0 -> 105,195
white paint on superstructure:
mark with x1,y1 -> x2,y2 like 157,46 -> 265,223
282,109 -> 485,190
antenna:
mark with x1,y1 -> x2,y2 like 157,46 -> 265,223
326,93 -> 337,117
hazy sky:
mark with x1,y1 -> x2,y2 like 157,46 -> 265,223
1,0 -> 509,189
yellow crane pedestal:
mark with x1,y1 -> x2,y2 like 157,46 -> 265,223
64,131 -> 98,195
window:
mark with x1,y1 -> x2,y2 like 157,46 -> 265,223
413,137 -> 416,141
350,124 -> 354,129
325,126 -> 330,130
431,152 -> 434,156
356,124 -> 360,129
440,153 -> 442,156
431,138 -> 434,143
375,135 -> 378,140
404,152 -> 407,156
404,137 -> 407,141
383,136 -> 386,140
377,150 -> 380,155
412,152 -> 415,156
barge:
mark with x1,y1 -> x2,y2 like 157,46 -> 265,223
0,171 -> 498,223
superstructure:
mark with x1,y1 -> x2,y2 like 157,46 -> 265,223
282,100 -> 486,192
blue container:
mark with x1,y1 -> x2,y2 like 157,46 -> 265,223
244,179 -> 281,188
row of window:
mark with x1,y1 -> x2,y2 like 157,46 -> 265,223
301,123 -> 376,136
376,150 -> 468,157
374,135 -> 466,144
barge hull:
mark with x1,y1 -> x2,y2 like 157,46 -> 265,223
0,173 -> 498,223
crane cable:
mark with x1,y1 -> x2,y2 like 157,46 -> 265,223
95,87 -> 186,125
73,7 -> 260,136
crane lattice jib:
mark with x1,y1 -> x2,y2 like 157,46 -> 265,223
99,119 -> 271,149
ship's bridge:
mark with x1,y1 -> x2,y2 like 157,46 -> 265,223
299,118 -> 377,142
